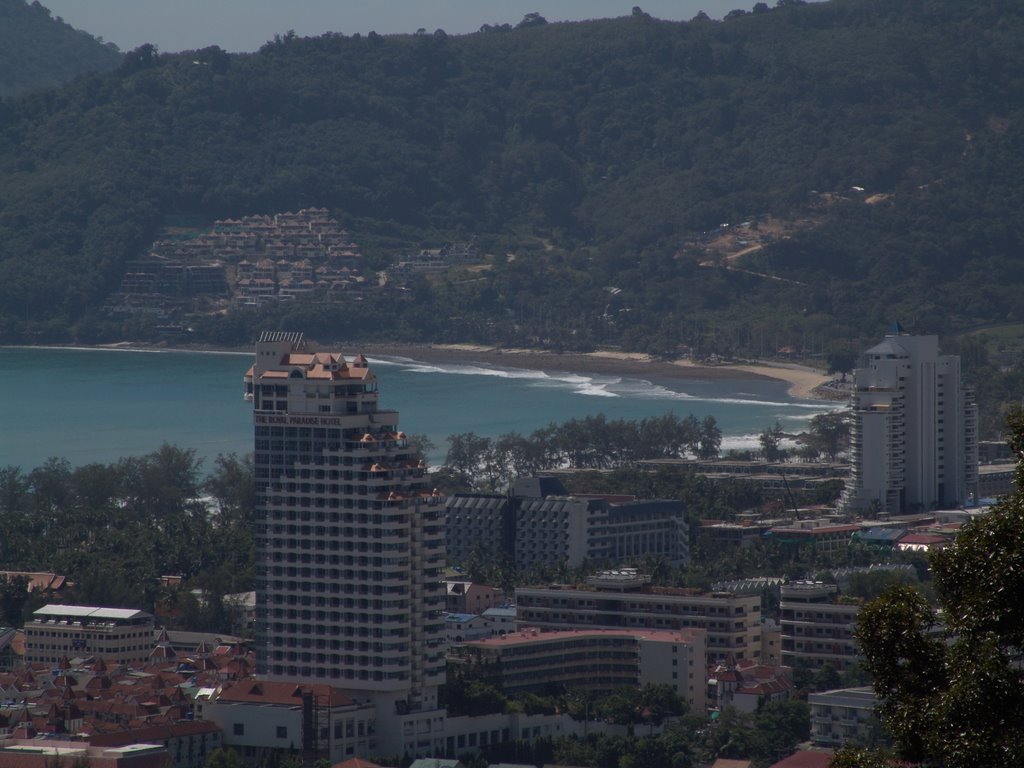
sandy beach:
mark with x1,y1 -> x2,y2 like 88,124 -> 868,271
88,338 -> 832,400
336,342 -> 832,400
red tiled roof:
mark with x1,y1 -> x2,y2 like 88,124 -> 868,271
217,680 -> 356,708
88,720 -> 220,747
767,751 -> 835,768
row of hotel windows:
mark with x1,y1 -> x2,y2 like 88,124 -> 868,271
257,509 -> 409,524
268,525 -> 410,539
257,622 -> 408,639
264,573 -> 407,589
266,475 -> 424,493
257,497 -> 422,511
262,538 -> 410,554
265,664 -> 408,681
520,600 -> 751,615
264,595 -> 409,611
263,576 -> 406,592
519,612 -> 746,632
27,629 -> 151,639
266,637 -> 410,653
262,561 -> 409,573
30,643 -> 145,653
268,651 -> 408,666
227,717 -> 377,746
264,610 -> 410,625
254,454 -> 410,472
256,465 -> 405,480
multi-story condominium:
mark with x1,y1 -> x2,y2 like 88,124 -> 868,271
457,628 -> 707,714
445,493 -> 510,566
808,687 -> 883,747
446,479 -> 689,569
842,329 -> 978,515
244,332 -> 446,756
515,569 -> 761,662
23,605 -> 155,666
779,582 -> 860,671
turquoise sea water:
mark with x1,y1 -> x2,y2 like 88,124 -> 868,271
0,347 -> 836,472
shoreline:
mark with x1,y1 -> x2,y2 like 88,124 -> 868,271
319,341 -> 833,399
354,343 -> 831,399
10,340 -> 833,400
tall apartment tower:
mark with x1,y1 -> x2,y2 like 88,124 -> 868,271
244,332 -> 447,755
842,329 -> 978,515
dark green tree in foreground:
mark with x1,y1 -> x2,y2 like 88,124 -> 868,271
851,410 -> 1024,768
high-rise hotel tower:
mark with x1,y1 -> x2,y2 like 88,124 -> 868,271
244,332 -> 446,754
841,329 -> 978,515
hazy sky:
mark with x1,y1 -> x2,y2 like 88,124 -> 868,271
43,0 -> 758,53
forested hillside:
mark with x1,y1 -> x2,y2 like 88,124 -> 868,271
1,0 -> 1022,378
0,0 -> 121,98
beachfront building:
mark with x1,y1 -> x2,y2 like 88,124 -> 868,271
23,605 -> 155,666
515,568 -> 761,663
841,328 -> 978,515
244,332 -> 447,756
456,627 -> 707,714
446,477 -> 689,570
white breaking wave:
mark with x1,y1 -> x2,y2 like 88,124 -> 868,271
605,379 -> 837,411
370,356 -> 622,398
368,354 -> 843,411
720,433 -> 763,451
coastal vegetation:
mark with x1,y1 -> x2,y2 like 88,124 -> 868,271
1,0 -> 1024,437
438,412 -> 723,491
0,445 -> 254,631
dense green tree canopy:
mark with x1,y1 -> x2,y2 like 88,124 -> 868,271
0,0 -> 1023,357
0,446 -> 255,628
0,0 -> 121,98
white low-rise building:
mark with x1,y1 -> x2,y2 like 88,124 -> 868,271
202,679 -> 377,764
24,605 -> 155,666
446,613 -> 492,645
809,686 -> 883,747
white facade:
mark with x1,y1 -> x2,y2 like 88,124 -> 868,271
809,686 -> 881,747
24,605 -> 154,666
202,680 -> 377,764
779,582 -> 860,671
445,613 -> 492,645
481,606 -> 516,637
843,331 -> 978,515
244,332 -> 447,756
459,628 -> 707,714
515,578 -> 761,663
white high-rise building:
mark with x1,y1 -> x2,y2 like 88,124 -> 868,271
842,329 -> 978,515
244,332 -> 447,755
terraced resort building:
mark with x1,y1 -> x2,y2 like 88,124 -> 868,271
244,332 -> 446,755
